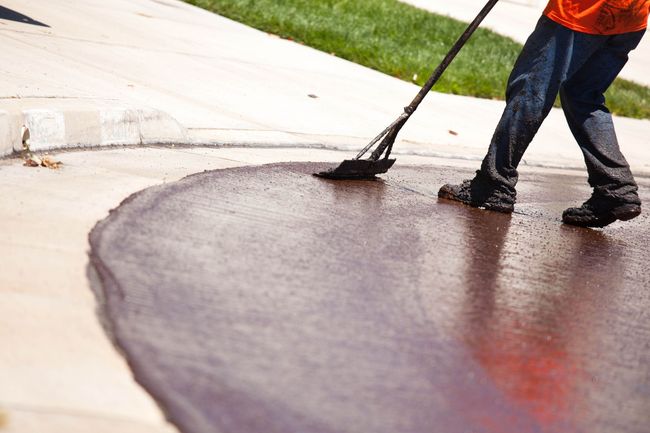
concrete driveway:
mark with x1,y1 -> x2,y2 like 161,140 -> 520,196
88,161 -> 650,433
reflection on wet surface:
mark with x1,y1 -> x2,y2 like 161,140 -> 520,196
89,163 -> 650,433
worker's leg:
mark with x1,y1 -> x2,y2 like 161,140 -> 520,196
559,30 -> 645,227
560,30 -> 645,201
480,17 -> 605,194
439,16 -> 602,211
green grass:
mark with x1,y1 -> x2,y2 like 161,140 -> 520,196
186,0 -> 650,119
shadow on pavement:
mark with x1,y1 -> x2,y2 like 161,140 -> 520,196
0,6 -> 49,27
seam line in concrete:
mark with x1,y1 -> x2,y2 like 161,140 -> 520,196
0,401 -> 169,427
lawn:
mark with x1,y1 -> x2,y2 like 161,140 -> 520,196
185,0 -> 650,119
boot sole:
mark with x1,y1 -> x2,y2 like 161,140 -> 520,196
615,204 -> 642,221
563,204 -> 641,228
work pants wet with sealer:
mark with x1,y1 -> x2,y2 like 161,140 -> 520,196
481,15 -> 645,202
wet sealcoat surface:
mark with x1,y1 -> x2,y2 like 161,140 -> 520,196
89,163 -> 650,433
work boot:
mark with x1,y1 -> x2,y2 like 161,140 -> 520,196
438,171 -> 515,213
562,193 -> 641,228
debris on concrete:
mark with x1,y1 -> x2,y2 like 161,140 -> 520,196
21,127 -> 62,169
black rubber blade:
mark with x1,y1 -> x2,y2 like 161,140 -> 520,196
314,158 -> 396,180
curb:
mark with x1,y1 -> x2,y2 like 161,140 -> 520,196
2,102 -> 648,179
0,110 -> 22,156
1,99 -> 188,157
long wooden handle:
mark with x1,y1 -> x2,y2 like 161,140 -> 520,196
404,0 -> 501,115
366,0 -> 501,161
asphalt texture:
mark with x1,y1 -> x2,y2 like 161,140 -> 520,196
89,162 -> 650,433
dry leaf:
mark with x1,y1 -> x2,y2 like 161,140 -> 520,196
23,155 -> 41,167
23,153 -> 63,169
41,156 -> 63,169
0,408 -> 8,429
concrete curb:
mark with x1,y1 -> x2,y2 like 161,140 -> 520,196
2,100 -> 648,178
0,110 -> 22,156
1,99 -> 188,157
4,119 -> 650,178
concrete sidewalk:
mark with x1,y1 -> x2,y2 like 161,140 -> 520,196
1,0 -> 649,173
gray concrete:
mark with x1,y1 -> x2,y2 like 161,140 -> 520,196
89,162 -> 650,433
1,0 -> 649,176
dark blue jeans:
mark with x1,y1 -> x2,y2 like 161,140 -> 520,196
481,16 -> 645,203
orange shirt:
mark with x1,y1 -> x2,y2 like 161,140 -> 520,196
544,0 -> 650,35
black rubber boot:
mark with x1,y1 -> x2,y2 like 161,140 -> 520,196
562,194 -> 641,228
438,171 -> 516,213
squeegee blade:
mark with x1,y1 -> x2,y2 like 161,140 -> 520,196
314,159 -> 396,180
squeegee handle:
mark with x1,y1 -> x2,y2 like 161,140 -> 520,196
404,0 -> 500,115
359,0 -> 501,161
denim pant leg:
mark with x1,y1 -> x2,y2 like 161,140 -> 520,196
479,17 -> 602,194
559,30 -> 645,203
